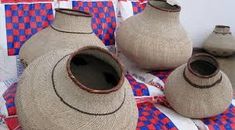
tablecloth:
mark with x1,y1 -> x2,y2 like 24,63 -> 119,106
0,0 -> 235,130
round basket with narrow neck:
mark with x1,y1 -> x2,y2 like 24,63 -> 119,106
19,8 -> 105,67
116,0 -> 192,70
16,46 -> 138,130
203,25 -> 235,57
165,54 -> 233,118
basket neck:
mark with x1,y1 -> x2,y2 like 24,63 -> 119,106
213,25 -> 231,35
183,54 -> 222,89
51,9 -> 93,34
142,4 -> 180,22
183,66 -> 222,89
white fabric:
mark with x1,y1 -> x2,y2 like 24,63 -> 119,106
119,1 -> 133,21
57,1 -> 73,9
0,124 -> 8,130
167,0 -> 180,6
0,48 -> 17,82
0,82 -> 9,117
0,4 -> 7,50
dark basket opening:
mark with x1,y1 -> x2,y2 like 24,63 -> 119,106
188,54 -> 219,78
67,47 -> 124,94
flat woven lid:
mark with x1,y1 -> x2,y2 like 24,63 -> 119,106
16,47 -> 138,130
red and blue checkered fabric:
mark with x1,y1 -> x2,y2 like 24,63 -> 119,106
5,3 -> 53,55
151,70 -> 173,83
137,102 -> 177,130
132,2 -> 147,15
126,74 -> 150,96
1,0 -> 52,3
3,83 -> 17,116
72,1 -> 116,46
203,105 -> 235,130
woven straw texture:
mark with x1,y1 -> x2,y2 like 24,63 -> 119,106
165,64 -> 233,118
19,9 -> 105,66
217,56 -> 235,89
15,48 -> 138,130
203,26 -> 235,57
116,1 -> 192,70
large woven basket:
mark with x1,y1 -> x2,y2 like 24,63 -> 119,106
116,0 -> 192,70
16,46 -> 138,130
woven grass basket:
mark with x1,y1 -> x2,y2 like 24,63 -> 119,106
16,46 -> 138,130
165,54 -> 233,118
19,8 -> 105,67
116,0 -> 192,70
203,25 -> 235,57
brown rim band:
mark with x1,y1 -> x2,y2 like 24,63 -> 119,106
183,67 -> 222,89
66,46 -> 125,94
55,8 -> 92,17
50,25 -> 93,34
215,25 -> 230,29
51,54 -> 126,116
213,25 -> 231,35
148,0 -> 181,12
213,31 -> 232,35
